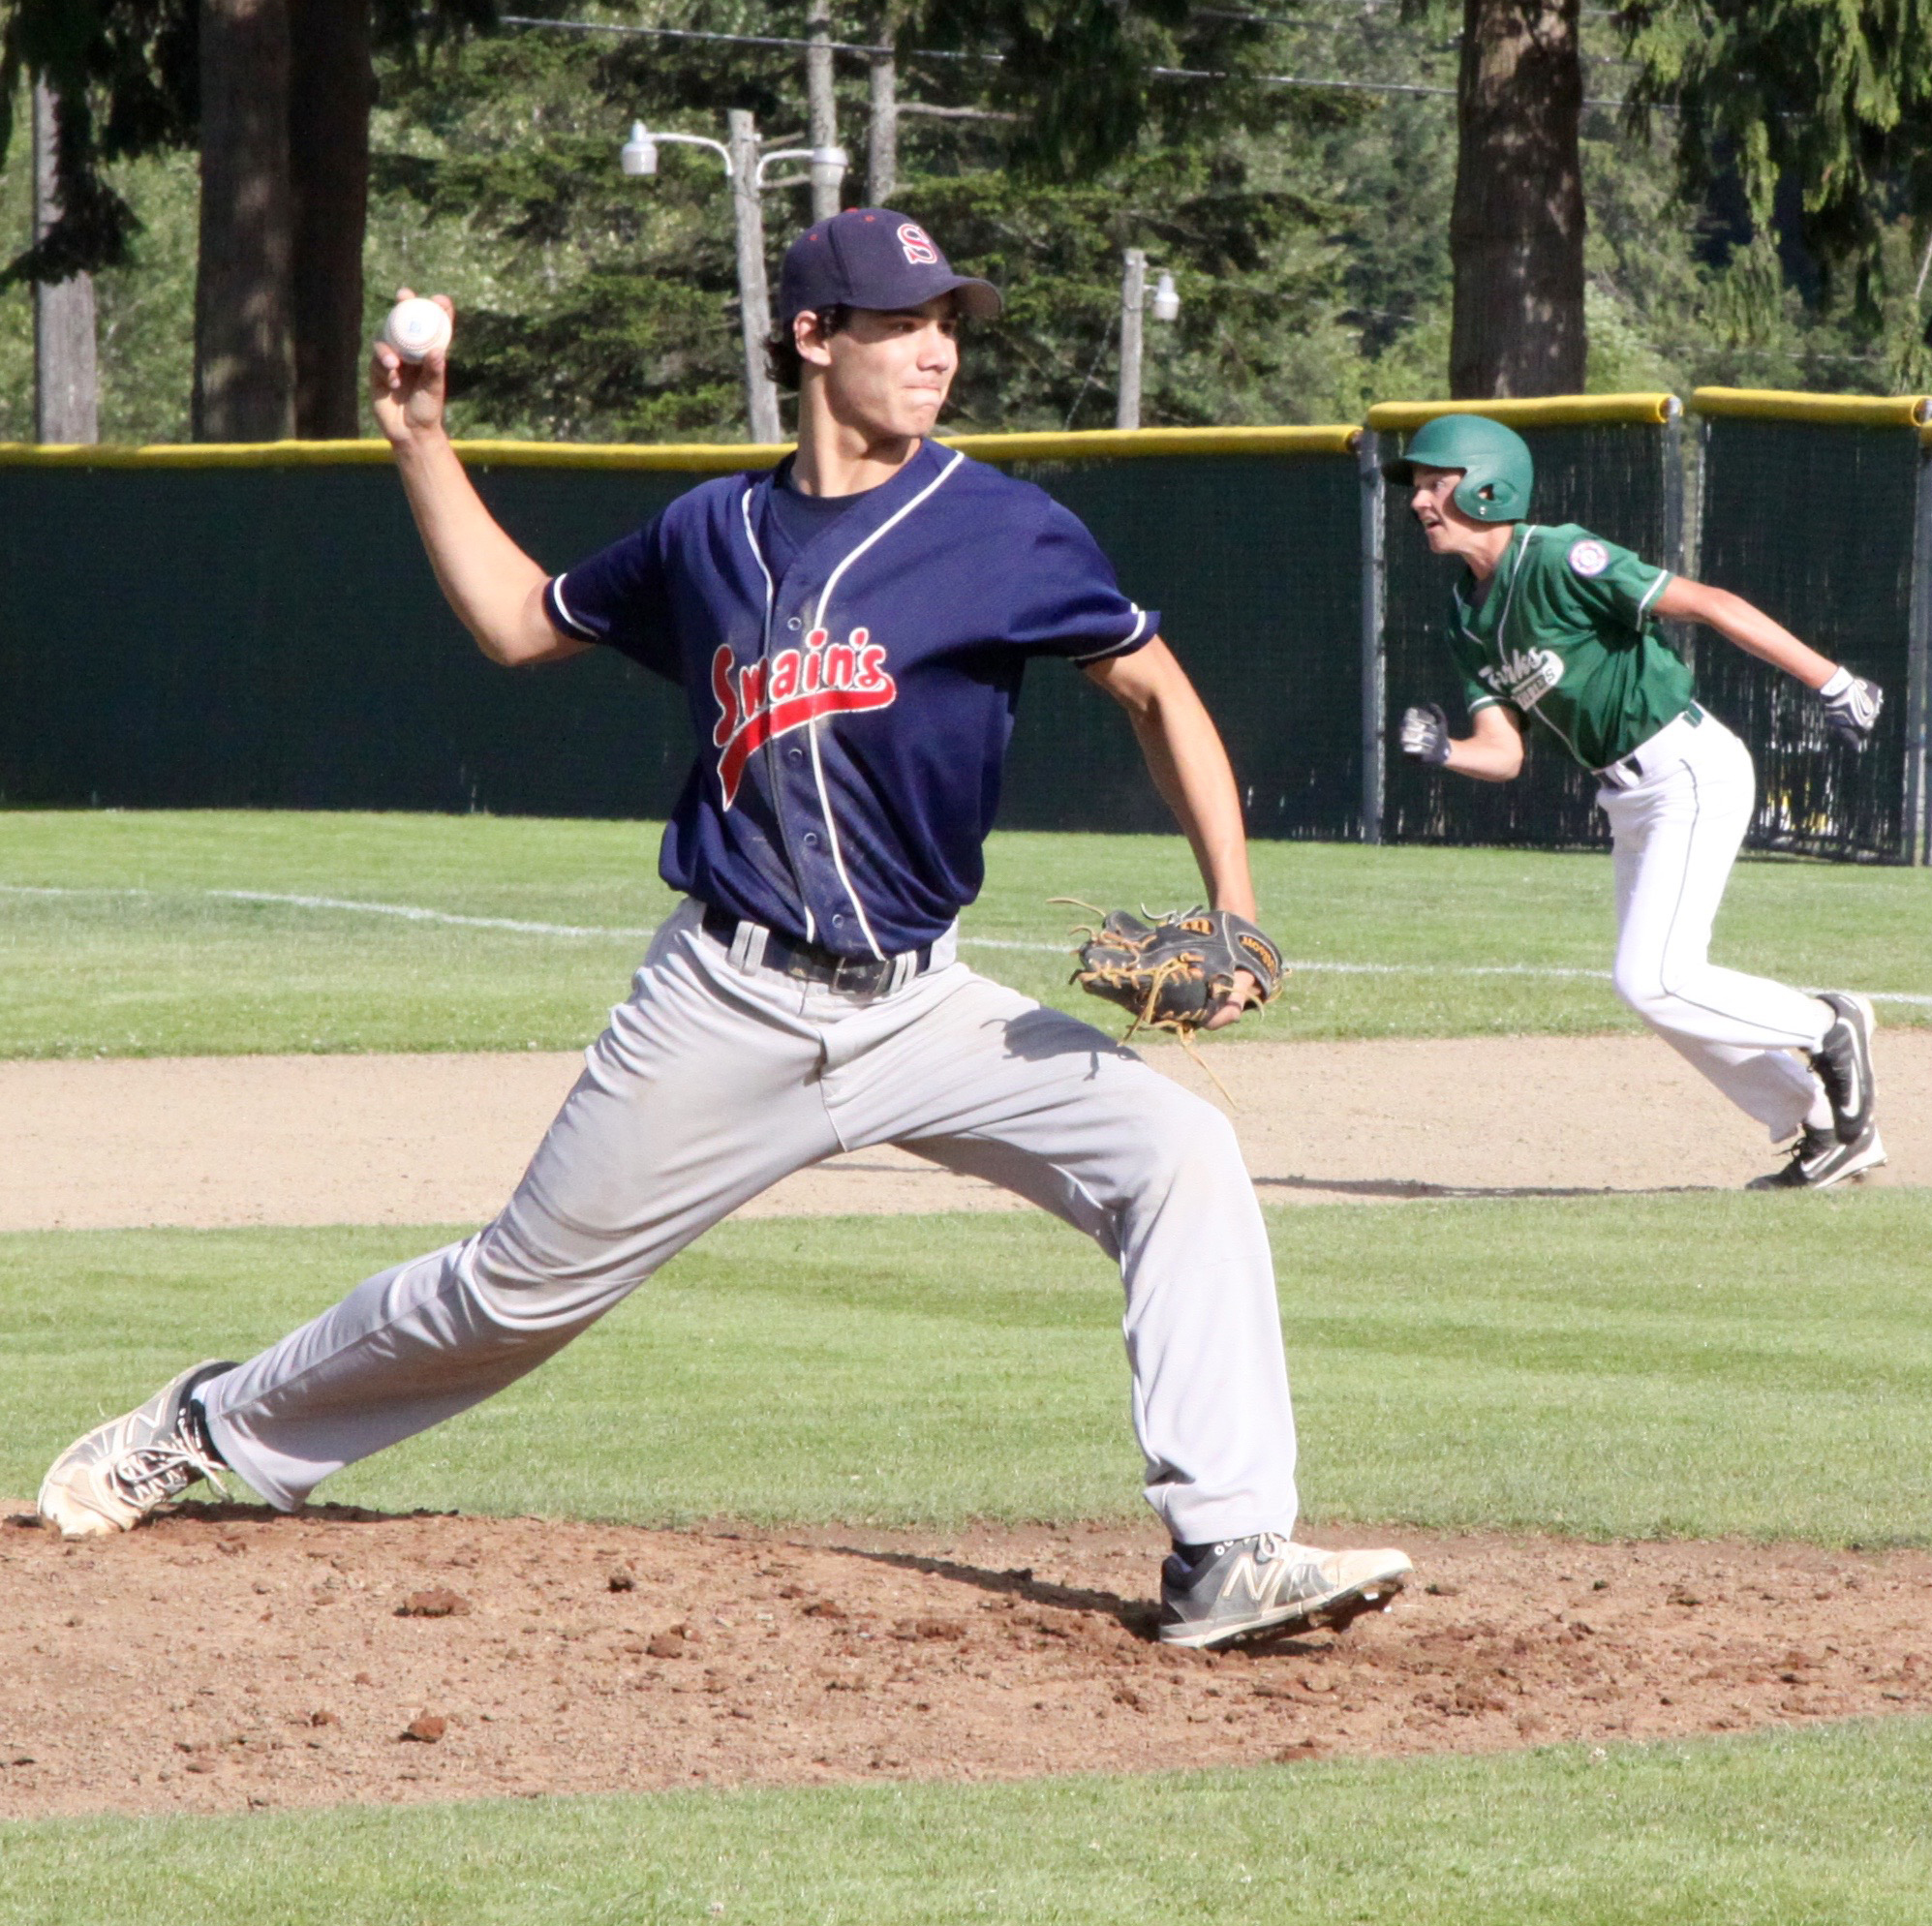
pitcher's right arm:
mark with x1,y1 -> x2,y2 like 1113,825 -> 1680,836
371,290 -> 584,668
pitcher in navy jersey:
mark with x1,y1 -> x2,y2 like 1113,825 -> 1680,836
41,211 -> 1411,1651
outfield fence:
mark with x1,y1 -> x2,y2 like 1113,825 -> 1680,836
0,427 -> 1366,838
0,396 -> 1927,861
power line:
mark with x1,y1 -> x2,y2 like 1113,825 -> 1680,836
495,15 -> 1655,111
497,15 -> 898,56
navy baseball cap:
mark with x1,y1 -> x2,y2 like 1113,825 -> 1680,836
778,209 -> 1002,324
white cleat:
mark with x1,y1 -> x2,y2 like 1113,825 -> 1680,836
38,1360 -> 237,1539
1158,1534 -> 1413,1648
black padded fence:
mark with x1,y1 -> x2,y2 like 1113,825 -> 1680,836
1375,417 -> 1685,850
0,460 -> 698,818
1695,416 -> 1918,861
0,440 -> 1366,839
2,409 -> 1927,860
1000,452 -> 1365,839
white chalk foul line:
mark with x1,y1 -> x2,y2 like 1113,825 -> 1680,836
4,883 -> 1928,1006
0,883 -> 653,940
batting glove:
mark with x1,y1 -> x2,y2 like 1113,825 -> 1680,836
1399,702 -> 1452,766
1818,667 -> 1884,746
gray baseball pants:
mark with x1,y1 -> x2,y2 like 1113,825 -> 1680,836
199,900 -> 1300,1547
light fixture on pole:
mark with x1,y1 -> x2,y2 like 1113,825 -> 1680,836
618,116 -> 847,445
754,143 -> 850,196
1116,250 -> 1181,431
621,120 -> 731,179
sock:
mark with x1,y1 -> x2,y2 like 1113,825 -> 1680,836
1803,1085 -> 1834,1134
1174,1535 -> 1257,1563
182,1394 -> 227,1467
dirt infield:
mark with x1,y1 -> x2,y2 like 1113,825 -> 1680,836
4,1504 -> 1929,1819
3,1029 -> 1926,1229
5,1032 -> 1926,1821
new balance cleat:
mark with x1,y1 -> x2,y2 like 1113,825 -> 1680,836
38,1360 -> 237,1539
1748,1122 -> 1886,1192
1811,992 -> 1877,1145
1158,1534 -> 1412,1649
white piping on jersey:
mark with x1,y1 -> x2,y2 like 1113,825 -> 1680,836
801,447 -> 969,961
548,573 -> 595,639
1073,601 -> 1150,665
737,486 -> 814,944
1636,568 -> 1671,617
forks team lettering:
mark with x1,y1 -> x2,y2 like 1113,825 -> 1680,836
710,628 -> 898,808
1481,644 -> 1565,707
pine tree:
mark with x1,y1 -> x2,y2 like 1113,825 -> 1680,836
1623,0 -> 1932,320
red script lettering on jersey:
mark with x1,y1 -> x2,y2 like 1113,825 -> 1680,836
711,629 -> 898,808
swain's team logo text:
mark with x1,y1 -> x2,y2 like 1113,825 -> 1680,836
711,631 -> 897,807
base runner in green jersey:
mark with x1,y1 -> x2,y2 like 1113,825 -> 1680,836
1387,413 -> 1886,1193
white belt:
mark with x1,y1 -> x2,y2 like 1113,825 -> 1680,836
1594,704 -> 1705,790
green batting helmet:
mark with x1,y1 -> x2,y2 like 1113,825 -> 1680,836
1381,413 -> 1533,523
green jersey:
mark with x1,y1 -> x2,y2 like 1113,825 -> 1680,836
1446,522 -> 1691,771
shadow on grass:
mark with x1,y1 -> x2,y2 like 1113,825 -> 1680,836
1254,1174 -> 1720,1201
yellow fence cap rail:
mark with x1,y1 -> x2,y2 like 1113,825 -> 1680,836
0,423 -> 1361,471
0,438 -> 392,468
945,424 -> 1360,460
1366,393 -> 1680,432
0,437 -> 796,473
1689,387 -> 1932,431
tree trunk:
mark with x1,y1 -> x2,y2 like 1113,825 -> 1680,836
289,0 -> 372,440
193,0 -> 295,442
32,81 -> 99,444
869,52 -> 897,203
1449,0 -> 1585,398
805,0 -> 842,221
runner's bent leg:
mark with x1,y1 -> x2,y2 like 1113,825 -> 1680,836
1604,724 -> 1825,1139
814,966 -> 1294,1548
199,905 -> 843,1508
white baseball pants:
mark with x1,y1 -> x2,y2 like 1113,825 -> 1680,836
1598,710 -> 1829,1140
199,901 -> 1299,1547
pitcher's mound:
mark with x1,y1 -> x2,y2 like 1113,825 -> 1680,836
3,1505 -> 1928,1818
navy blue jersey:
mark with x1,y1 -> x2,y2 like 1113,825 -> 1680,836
543,440 -> 1156,958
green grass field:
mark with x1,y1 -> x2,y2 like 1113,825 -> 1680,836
5,808 -> 1928,1920
9,1721 -> 1932,1925
0,810 -> 1925,1054
6,1186 -> 1932,1926
7,1194 -> 1929,1542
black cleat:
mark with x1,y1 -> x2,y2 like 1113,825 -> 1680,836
1811,992 -> 1877,1145
1748,1122 -> 1886,1191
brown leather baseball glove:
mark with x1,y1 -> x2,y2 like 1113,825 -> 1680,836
1069,906 -> 1286,1038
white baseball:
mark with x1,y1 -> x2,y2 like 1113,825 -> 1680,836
382,296 -> 452,364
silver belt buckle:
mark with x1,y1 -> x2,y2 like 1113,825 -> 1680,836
829,954 -> 882,995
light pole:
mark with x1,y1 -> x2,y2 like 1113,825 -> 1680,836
1115,249 -> 1181,432
620,115 -> 850,443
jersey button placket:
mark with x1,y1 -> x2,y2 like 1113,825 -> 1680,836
773,594 -> 838,943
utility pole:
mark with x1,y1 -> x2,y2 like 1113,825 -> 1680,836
806,0 -> 842,221
31,80 -> 99,444
868,50 -> 897,203
727,109 -> 783,443
1115,249 -> 1147,431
